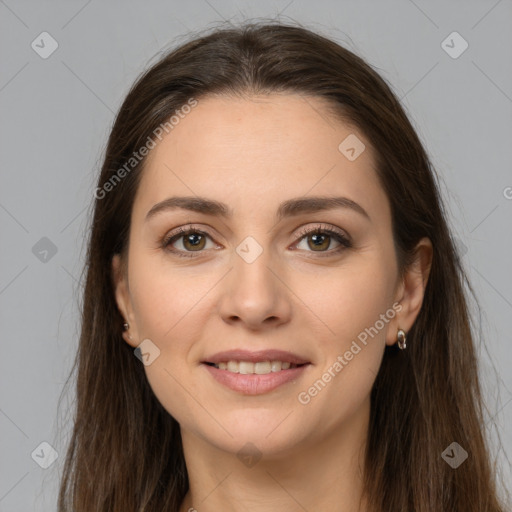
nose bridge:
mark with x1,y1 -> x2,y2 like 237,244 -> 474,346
218,234 -> 291,328
234,238 -> 275,293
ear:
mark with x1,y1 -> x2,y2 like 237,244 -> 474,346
112,253 -> 139,348
386,237 -> 433,346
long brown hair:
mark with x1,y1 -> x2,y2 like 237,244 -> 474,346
56,21 -> 510,511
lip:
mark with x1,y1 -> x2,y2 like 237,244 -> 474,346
202,363 -> 310,395
202,349 -> 310,365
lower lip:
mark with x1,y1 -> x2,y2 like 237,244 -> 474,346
202,363 -> 310,395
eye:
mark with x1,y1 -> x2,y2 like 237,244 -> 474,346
161,226 -> 219,257
293,224 -> 352,256
161,223 -> 352,259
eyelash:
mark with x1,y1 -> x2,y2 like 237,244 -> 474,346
161,223 -> 352,259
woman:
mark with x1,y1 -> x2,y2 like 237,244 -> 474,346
57,21 -> 509,511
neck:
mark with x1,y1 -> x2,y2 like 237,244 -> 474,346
178,396 -> 370,512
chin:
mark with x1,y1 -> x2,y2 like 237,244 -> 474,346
194,409 -> 309,458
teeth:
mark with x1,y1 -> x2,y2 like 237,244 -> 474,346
271,361 -> 282,372
239,361 -> 254,374
254,361 -> 271,374
211,360 -> 300,374
227,361 -> 239,373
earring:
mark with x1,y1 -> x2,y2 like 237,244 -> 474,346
122,321 -> 133,341
397,328 -> 407,350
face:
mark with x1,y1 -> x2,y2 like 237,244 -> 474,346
113,93 -> 423,458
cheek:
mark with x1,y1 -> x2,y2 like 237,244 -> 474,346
127,256 -> 216,421
129,253 -> 210,344
298,258 -> 395,350
292,257 -> 395,406
293,270 -> 391,433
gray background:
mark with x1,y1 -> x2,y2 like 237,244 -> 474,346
1,1 -> 511,510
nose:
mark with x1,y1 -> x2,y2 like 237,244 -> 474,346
217,246 -> 292,331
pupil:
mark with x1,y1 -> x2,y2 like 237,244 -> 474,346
312,234 -> 325,245
188,234 -> 202,246
310,233 -> 329,251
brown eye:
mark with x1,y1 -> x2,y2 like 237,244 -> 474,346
306,232 -> 331,251
181,232 -> 206,251
294,225 -> 352,255
162,227 -> 217,257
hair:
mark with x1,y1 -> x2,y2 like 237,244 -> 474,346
56,20 -> 510,511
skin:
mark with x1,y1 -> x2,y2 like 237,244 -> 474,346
112,93 -> 432,512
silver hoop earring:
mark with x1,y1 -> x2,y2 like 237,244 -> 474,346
397,328 -> 407,350
123,322 -> 129,331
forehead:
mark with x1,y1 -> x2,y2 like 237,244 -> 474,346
133,93 -> 388,223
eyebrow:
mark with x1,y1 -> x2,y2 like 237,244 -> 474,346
145,195 -> 371,222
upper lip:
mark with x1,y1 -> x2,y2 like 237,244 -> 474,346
203,349 -> 310,365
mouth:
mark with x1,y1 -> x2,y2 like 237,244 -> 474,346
202,348 -> 310,372
201,349 -> 311,395
203,360 -> 307,374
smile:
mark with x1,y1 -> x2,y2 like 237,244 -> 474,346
201,361 -> 311,395
204,360 -> 303,374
